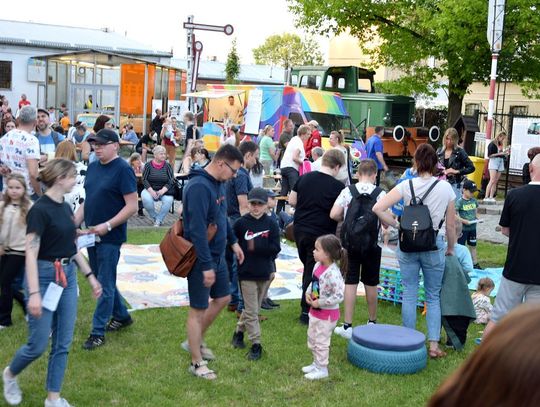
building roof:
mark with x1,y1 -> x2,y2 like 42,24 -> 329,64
171,58 -> 285,84
0,19 -> 171,58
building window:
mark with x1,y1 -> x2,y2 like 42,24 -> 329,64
464,103 -> 480,116
510,105 -> 528,116
0,61 -> 12,89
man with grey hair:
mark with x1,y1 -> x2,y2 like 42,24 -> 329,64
311,147 -> 324,172
482,153 -> 540,340
0,106 -> 41,199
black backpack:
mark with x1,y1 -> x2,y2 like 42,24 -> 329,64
399,179 -> 444,253
340,185 -> 382,253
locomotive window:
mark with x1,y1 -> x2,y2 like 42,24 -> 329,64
300,75 -> 319,89
291,74 -> 298,85
337,78 -> 345,89
358,78 -> 372,92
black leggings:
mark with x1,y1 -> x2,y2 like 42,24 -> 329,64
294,229 -> 318,315
0,254 -> 26,326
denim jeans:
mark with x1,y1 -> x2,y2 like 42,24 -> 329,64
88,243 -> 130,336
226,216 -> 242,309
9,261 -> 77,392
397,235 -> 446,341
141,189 -> 174,223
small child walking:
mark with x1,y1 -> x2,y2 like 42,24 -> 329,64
231,188 -> 281,360
472,278 -> 495,324
0,174 -> 33,329
303,234 -> 345,380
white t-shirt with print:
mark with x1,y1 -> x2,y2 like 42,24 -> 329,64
280,136 -> 305,170
0,129 -> 41,195
335,181 -> 386,218
397,176 -> 455,234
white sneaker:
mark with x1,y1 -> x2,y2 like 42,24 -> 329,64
3,367 -> 22,406
301,363 -> 317,373
305,366 -> 329,380
0,325 -> 8,330
334,324 -> 353,340
44,398 -> 72,407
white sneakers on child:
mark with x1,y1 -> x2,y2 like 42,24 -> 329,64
301,363 -> 317,373
334,324 -> 353,339
44,397 -> 73,407
305,366 -> 329,380
3,367 -> 22,406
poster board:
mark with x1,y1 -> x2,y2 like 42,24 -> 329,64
243,88 -> 263,135
168,100 -> 189,121
509,117 -> 540,173
151,100 -> 162,119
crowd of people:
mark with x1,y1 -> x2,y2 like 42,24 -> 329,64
0,102 -> 539,404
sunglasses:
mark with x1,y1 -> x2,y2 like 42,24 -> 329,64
90,141 -> 114,148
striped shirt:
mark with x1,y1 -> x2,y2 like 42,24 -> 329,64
142,161 -> 175,192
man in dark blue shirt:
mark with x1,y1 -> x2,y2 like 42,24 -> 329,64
182,144 -> 245,379
365,126 -> 388,186
75,129 -> 138,350
225,141 -> 259,312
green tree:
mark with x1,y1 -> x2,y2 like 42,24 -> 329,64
225,39 -> 241,84
288,0 -> 540,125
252,33 -> 324,69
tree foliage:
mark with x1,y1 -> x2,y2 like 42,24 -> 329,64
225,39 -> 241,84
288,0 -> 540,125
252,33 -> 324,69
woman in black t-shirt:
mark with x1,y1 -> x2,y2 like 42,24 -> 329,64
3,159 -> 102,407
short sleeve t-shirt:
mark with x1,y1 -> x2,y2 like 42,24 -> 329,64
366,135 -> 384,170
335,181 -> 386,218
397,176 -> 455,235
37,131 -> 66,155
456,197 -> 478,231
259,136 -> 275,161
226,167 -> 253,219
26,195 -> 77,260
0,129 -> 41,195
499,184 -> 540,284
280,136 -> 305,170
293,171 -> 344,236
84,157 -> 137,244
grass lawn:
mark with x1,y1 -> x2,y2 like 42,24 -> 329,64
0,230 -> 507,407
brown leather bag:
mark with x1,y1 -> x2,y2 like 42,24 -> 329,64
159,219 -> 217,278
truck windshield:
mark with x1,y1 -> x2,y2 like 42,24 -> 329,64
304,112 -> 358,139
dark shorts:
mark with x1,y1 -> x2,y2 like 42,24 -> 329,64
458,229 -> 477,247
346,246 -> 381,286
187,255 -> 230,309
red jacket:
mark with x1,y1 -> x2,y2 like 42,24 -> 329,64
305,130 -> 321,159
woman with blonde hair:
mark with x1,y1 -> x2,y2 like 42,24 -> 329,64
2,159 -> 102,407
436,128 -> 475,198
55,140 -> 87,213
258,125 -> 279,174
485,131 -> 509,202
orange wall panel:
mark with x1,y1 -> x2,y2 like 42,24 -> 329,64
120,64 -> 145,115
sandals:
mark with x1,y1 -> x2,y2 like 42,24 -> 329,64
429,348 -> 447,359
189,360 -> 217,380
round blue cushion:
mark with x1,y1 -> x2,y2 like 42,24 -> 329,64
351,324 -> 425,352
347,340 -> 427,375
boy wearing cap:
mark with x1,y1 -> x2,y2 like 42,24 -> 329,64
231,187 -> 281,360
456,179 -> 482,269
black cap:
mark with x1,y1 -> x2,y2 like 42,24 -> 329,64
248,187 -> 269,204
87,128 -> 119,144
463,179 -> 477,192
37,108 -> 49,117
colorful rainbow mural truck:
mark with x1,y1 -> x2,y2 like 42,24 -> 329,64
184,84 -> 366,160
